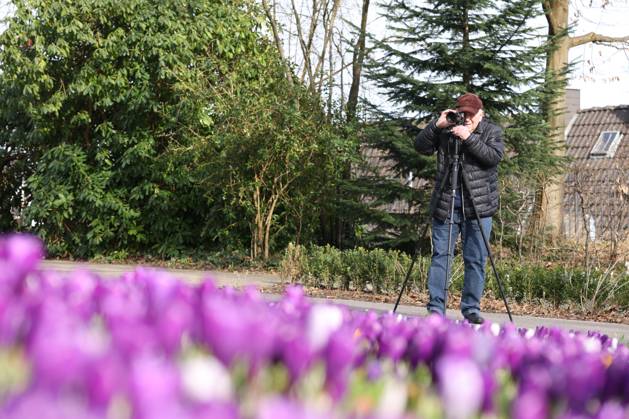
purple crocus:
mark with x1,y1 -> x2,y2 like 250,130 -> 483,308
1,389 -> 102,419
156,296 -> 194,355
191,401 -> 240,419
129,353 -> 183,419
0,233 -> 45,292
595,401 -> 628,419
200,293 -> 277,370
324,327 -> 357,401
62,269 -> 98,319
564,354 -> 606,412
86,352 -> 127,408
278,331 -> 313,384
256,396 -> 328,419
407,322 -> 440,366
27,297 -> 104,389
436,355 -> 484,419
511,390 -> 549,419
366,360 -> 383,381
0,233 -> 45,273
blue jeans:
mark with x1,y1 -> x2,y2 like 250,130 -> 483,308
426,211 -> 492,316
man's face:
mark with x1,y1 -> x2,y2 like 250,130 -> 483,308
461,109 -> 483,132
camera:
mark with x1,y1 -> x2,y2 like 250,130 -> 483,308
446,111 -> 465,126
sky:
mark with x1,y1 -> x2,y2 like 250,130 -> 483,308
566,0 -> 629,109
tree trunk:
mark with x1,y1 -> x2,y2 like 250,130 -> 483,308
346,0 -> 370,122
537,0 -> 629,239
536,0 -> 569,239
253,185 -> 264,259
263,196 -> 280,260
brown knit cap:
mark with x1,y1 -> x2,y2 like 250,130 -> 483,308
455,93 -> 483,115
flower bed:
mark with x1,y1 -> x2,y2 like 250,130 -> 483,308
1,234 -> 628,418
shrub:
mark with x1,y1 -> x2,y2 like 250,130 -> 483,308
281,244 -> 427,294
282,244 -> 629,310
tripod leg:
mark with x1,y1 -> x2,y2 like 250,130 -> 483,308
474,217 -> 513,322
393,222 -> 431,313
393,252 -> 417,313
443,212 -> 456,314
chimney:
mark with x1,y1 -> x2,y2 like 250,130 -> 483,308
564,88 -> 581,126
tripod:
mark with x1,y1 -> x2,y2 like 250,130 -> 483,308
394,134 -> 513,323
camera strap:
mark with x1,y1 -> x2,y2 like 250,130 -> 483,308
437,158 -> 451,195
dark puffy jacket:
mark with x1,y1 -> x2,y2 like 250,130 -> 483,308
414,118 -> 504,221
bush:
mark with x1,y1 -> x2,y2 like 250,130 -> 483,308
281,244 -> 629,310
491,263 -> 629,311
281,244 -> 427,294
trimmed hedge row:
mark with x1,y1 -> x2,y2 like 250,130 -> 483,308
280,244 -> 629,310
280,243 -> 426,294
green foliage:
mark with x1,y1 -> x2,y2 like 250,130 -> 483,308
494,263 -> 579,306
347,120 -> 434,250
0,0 -> 353,258
0,144 -> 28,232
203,73 -> 355,258
493,263 -> 629,311
281,243 -> 428,294
26,144 -> 142,257
281,244 -> 629,310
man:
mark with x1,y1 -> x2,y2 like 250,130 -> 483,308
414,93 -> 504,324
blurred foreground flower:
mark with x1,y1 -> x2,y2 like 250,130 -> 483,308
0,233 -> 628,419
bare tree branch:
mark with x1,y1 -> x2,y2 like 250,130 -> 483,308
305,0 -> 323,62
261,0 -> 294,86
570,32 -> 629,48
290,0 -> 315,84
314,0 -> 341,93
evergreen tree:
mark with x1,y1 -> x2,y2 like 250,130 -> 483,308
358,0 -> 562,250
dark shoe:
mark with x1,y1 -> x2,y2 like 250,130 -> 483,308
427,309 -> 444,317
463,312 -> 484,325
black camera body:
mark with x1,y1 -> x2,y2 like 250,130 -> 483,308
446,111 -> 465,126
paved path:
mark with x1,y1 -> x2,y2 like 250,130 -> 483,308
41,260 -> 279,288
42,260 -> 629,339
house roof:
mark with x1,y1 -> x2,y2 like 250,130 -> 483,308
357,145 -> 428,214
565,105 -> 629,162
563,105 -> 629,235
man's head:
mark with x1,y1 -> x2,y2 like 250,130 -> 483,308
456,93 -> 484,132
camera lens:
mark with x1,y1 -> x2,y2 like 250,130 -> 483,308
446,111 -> 464,126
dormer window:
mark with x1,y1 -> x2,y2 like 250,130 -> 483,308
589,131 -> 622,158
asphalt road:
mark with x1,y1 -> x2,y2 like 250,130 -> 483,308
41,260 -> 629,339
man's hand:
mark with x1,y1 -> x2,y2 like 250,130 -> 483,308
435,109 -> 456,129
451,125 -> 471,141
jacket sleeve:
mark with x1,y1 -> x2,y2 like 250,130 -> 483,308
414,120 -> 441,155
462,123 -> 504,167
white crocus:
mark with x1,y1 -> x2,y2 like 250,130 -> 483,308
181,355 -> 233,403
307,305 -> 344,351
375,376 -> 408,419
582,336 -> 602,354
437,356 -> 484,419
